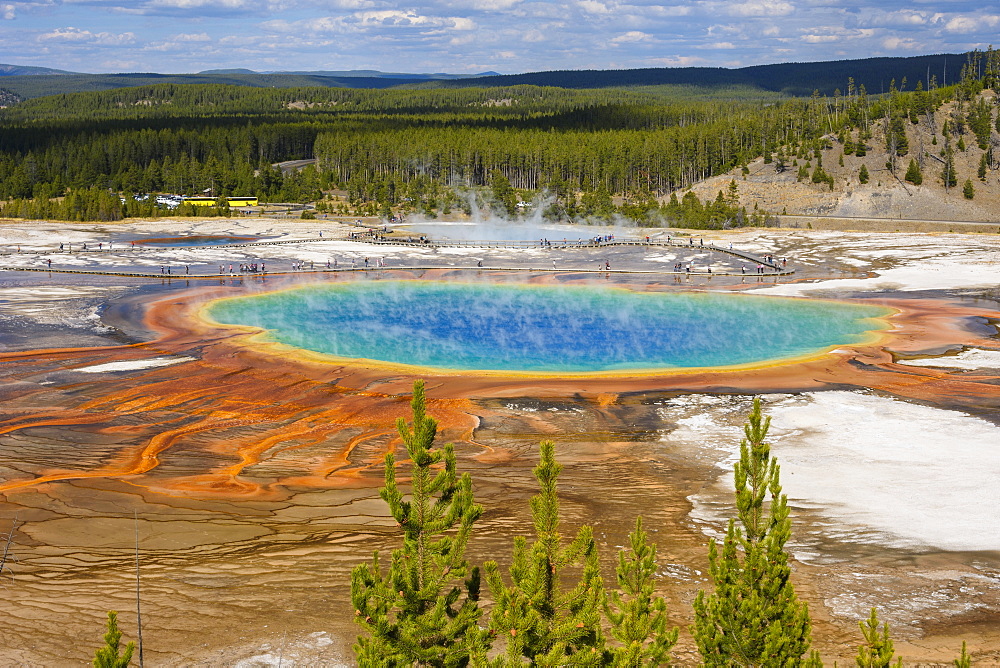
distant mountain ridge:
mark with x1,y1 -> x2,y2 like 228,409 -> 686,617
442,54 -> 971,96
0,53 -> 974,100
0,64 -> 77,76
240,70 -> 503,81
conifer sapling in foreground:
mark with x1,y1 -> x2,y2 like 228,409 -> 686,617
855,607 -> 902,668
351,380 -> 483,666
472,440 -> 606,666
603,516 -> 678,666
93,611 -> 134,668
692,397 -> 818,666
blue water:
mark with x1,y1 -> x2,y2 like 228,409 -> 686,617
205,281 -> 891,373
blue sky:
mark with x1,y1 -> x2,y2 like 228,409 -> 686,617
2,0 -> 998,74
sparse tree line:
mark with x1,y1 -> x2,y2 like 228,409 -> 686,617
778,47 -> 999,201
0,50 -> 996,224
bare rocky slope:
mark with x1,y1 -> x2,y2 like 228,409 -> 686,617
681,91 -> 1000,227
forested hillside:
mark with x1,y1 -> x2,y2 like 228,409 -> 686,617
441,53 -> 973,97
0,72 -> 426,101
0,49 -> 996,226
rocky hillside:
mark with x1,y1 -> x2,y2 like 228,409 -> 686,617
0,87 -> 21,107
683,91 -> 1000,224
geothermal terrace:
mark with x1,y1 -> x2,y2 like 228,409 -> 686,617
0,216 -> 999,665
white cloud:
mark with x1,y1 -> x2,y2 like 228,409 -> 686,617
263,10 -> 475,36
578,0 -> 610,14
846,9 -> 933,29
882,36 -> 922,50
38,26 -> 136,45
173,32 -> 212,41
2,0 -> 56,19
726,0 -> 794,18
801,33 -> 839,43
354,9 -> 475,30
610,30 -> 651,44
444,0 -> 522,9
144,0 -> 249,9
944,14 -> 1000,33
646,5 -> 692,17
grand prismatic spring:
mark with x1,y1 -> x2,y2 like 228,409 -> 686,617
1,219 -> 1000,664
203,282 -> 891,373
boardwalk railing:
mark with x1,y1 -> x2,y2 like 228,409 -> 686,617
341,234 -> 785,270
2,233 -> 790,277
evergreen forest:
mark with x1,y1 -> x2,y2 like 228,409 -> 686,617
0,48 -> 997,226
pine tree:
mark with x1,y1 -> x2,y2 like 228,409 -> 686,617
954,641 -> 971,668
859,164 -> 870,184
490,170 -> 517,217
856,608 -> 902,667
692,397 -> 817,666
93,611 -> 135,668
942,148 -> 957,189
963,178 -> 975,199
886,114 -> 909,157
351,380 -> 484,667
979,153 -> 989,180
603,517 -> 678,666
904,159 -> 923,185
475,441 -> 606,666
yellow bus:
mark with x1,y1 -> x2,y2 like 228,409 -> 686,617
182,196 -> 259,207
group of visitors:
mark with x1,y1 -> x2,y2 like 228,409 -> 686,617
161,265 -> 191,275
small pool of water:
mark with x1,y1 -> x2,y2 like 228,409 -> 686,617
203,281 -> 892,373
